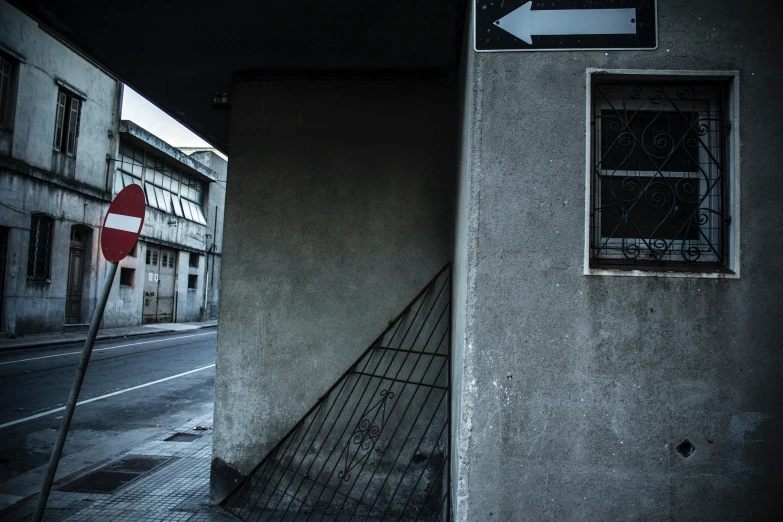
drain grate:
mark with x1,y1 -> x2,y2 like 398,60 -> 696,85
58,455 -> 174,494
165,432 -> 202,442
102,456 -> 171,473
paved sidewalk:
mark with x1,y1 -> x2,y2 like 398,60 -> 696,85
0,320 -> 218,353
0,413 -> 237,522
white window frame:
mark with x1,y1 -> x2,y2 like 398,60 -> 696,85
584,69 -> 740,279
53,84 -> 84,156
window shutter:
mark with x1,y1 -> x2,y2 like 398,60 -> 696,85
54,92 -> 66,150
66,97 -> 79,154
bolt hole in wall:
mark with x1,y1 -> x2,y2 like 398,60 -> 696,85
676,439 -> 695,458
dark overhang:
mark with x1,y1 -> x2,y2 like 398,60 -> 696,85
8,0 -> 466,155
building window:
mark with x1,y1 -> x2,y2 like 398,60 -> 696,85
53,89 -> 82,155
116,138 -> 208,225
0,50 -> 17,128
189,253 -> 199,267
120,267 -> 135,286
588,76 -> 736,274
115,140 -> 144,194
27,214 -> 54,282
188,274 -> 198,289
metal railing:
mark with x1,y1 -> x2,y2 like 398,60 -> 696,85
224,266 -> 452,521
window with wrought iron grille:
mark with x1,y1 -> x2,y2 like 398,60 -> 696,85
588,74 -> 737,274
53,88 -> 82,155
27,214 -> 54,282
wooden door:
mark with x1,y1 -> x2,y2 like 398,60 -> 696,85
65,227 -> 85,324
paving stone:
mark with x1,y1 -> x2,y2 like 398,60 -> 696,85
0,414 -> 236,522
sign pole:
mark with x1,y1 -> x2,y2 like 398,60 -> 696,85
32,184 -> 144,521
32,261 -> 118,522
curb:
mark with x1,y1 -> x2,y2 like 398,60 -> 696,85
0,324 -> 218,354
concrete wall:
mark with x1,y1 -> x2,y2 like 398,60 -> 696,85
211,80 -> 456,500
453,0 -> 783,520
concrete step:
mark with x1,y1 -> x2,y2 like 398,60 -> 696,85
62,323 -> 89,333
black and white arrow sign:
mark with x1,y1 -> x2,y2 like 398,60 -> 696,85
475,1 -> 658,51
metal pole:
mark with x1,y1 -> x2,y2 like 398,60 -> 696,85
32,261 -> 118,522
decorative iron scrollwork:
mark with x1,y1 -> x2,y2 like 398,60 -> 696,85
338,389 -> 395,482
591,81 -> 729,269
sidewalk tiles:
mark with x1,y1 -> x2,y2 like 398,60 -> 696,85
0,413 -> 237,522
0,320 -> 218,353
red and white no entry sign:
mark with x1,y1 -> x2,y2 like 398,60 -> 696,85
101,184 -> 146,263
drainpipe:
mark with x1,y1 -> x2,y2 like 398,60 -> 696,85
202,253 -> 209,317
211,206 -> 218,315
202,205 -> 219,319
106,81 -> 123,196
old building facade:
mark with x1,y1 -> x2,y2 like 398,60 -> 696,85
0,1 -> 225,335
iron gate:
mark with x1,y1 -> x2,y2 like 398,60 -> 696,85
224,266 -> 452,521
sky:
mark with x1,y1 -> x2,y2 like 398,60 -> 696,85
120,85 -> 214,150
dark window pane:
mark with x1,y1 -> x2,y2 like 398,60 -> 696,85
0,54 -> 13,126
120,268 -> 135,286
599,110 -> 700,173
27,214 -> 53,281
599,176 -> 699,240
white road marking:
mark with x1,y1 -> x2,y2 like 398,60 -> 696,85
0,332 -> 216,366
0,363 -> 216,430
104,213 -> 142,233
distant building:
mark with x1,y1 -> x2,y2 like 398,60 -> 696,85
0,1 -> 225,335
112,122 -> 226,326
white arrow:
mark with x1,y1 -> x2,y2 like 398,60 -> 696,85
495,2 -> 637,45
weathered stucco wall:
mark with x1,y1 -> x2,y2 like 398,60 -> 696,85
1,0 -> 117,191
453,0 -> 783,519
0,170 -> 106,334
212,80 -> 456,500
0,0 -> 119,334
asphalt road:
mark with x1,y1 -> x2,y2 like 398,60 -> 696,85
0,329 -> 217,491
